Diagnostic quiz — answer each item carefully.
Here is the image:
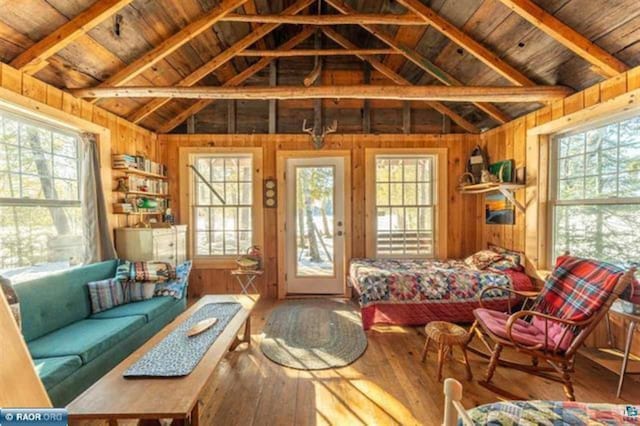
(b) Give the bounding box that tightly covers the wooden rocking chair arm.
[505,310,587,352]
[478,286,540,309]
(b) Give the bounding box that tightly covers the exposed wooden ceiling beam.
[236,48,398,57]
[395,0,535,86]
[496,0,628,78]
[324,0,510,125]
[242,1,268,50]
[126,0,315,124]
[73,84,572,102]
[98,0,249,88]
[221,13,425,25]
[10,0,134,75]
[321,27,479,134]
[156,28,315,133]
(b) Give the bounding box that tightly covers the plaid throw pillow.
[88,279,125,314]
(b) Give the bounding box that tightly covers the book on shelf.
[112,154,167,177]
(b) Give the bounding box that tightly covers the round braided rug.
[260,299,368,370]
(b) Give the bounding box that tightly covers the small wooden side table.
[231,269,263,295]
[421,321,473,382]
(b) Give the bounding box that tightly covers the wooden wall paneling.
[158,133,481,298]
[479,65,640,357]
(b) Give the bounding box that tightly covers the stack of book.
[112,154,138,170]
[112,154,167,177]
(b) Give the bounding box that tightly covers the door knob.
[337,230,343,236]
[337,221,343,227]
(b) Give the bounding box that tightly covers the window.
[551,114,640,267]
[373,155,436,257]
[192,154,254,257]
[0,109,83,273]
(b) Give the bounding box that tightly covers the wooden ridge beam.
[396,0,535,86]
[73,85,573,102]
[236,48,398,57]
[496,0,628,78]
[10,0,134,75]
[324,0,510,124]
[154,28,315,133]
[126,0,315,124]
[98,0,249,88]
[221,13,425,25]
[321,26,480,134]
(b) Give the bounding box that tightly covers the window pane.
[0,205,83,271]
[211,231,224,255]
[376,158,389,182]
[0,143,19,171]
[239,157,252,181]
[224,231,238,255]
[210,207,223,231]
[403,183,416,205]
[376,183,389,206]
[554,204,640,267]
[620,117,640,146]
[239,207,252,231]
[417,158,432,181]
[239,182,252,205]
[403,159,417,181]
[558,155,584,179]
[196,232,210,256]
[52,134,76,158]
[195,207,210,231]
[53,155,77,180]
[389,159,403,181]
[558,178,583,200]
[389,183,403,205]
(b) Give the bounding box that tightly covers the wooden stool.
[421,321,473,382]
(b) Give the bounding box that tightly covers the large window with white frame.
[373,155,436,257]
[550,113,640,267]
[0,108,84,274]
[191,153,257,258]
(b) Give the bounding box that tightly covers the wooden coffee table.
[67,294,259,425]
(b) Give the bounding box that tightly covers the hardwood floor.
[76,297,640,426]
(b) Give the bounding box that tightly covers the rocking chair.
[467,255,636,400]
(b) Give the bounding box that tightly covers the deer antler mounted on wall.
[303,119,338,150]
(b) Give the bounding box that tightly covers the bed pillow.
[488,244,524,271]
[88,278,125,314]
[464,250,504,270]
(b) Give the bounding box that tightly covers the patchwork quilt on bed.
[465,400,640,425]
[349,258,514,308]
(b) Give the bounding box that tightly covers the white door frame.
[276,151,351,299]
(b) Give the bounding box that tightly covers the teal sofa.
[14,260,187,407]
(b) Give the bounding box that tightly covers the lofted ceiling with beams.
[0,0,638,134]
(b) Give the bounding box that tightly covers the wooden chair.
[467,257,636,401]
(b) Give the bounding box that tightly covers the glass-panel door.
[285,157,345,294]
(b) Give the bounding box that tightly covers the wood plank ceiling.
[0,0,638,133]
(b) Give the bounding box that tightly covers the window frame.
[179,147,263,269]
[0,107,82,208]
[365,148,448,259]
[548,110,640,266]
[0,107,85,272]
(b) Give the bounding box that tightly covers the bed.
[443,378,639,426]
[349,248,534,330]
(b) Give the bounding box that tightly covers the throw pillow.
[121,281,148,302]
[488,244,524,271]
[464,250,504,270]
[132,261,176,282]
[88,279,125,314]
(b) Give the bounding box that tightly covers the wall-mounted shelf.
[114,167,168,180]
[117,190,170,198]
[113,211,163,216]
[459,182,526,213]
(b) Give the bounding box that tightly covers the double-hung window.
[550,114,640,266]
[366,149,447,259]
[0,108,83,273]
[186,149,262,262]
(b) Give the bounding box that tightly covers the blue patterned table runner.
[124,302,242,377]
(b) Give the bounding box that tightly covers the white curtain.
[81,133,116,264]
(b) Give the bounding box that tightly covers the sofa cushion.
[91,297,180,322]
[28,316,145,364]
[33,356,83,390]
[15,260,119,342]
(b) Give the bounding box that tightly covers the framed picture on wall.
[485,193,515,225]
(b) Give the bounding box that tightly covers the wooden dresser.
[115,225,187,266]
